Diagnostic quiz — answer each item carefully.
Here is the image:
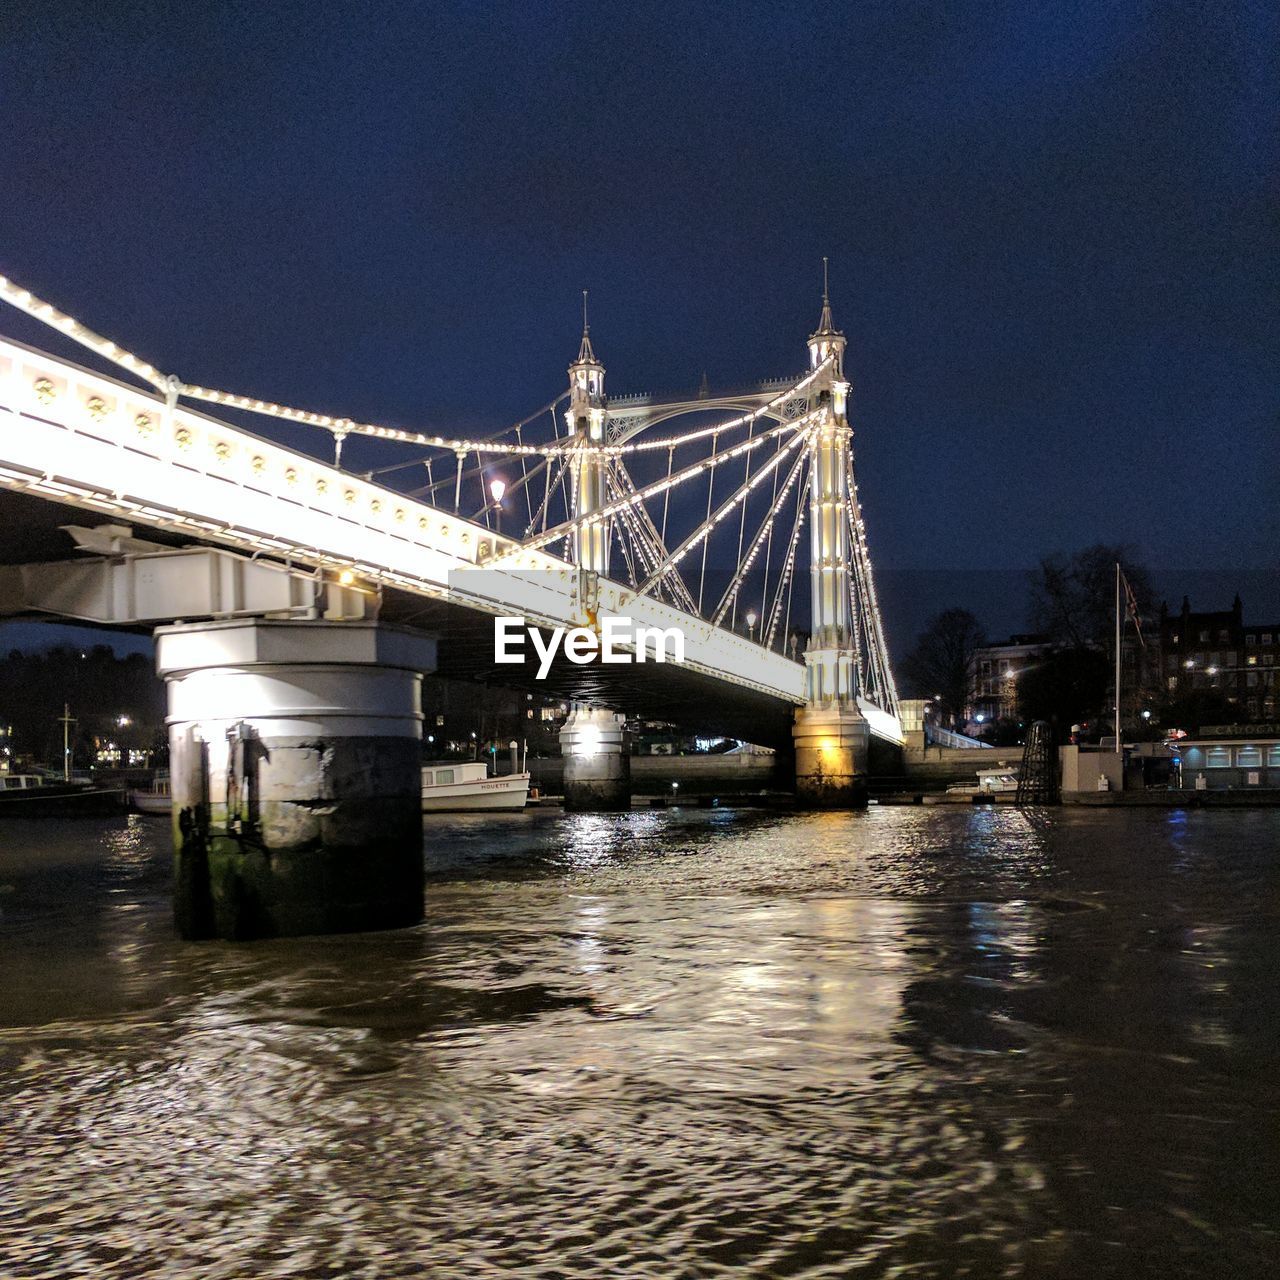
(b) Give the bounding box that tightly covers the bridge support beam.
[156,619,435,941]
[559,704,631,811]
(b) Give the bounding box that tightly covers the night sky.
[1,0,1276,650]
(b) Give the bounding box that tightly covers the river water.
[0,805,1277,1278]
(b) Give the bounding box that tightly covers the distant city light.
[116,715,130,727]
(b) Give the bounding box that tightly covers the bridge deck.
[0,334,903,748]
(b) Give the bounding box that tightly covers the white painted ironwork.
[0,269,902,744]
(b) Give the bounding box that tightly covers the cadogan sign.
[494,615,685,679]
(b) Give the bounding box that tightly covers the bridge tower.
[566,296,610,575]
[559,298,632,810]
[792,277,871,806]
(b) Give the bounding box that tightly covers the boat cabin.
[422,761,492,788]
[0,774,45,791]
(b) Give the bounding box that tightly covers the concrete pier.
[559,704,631,811]
[156,619,435,940]
[792,702,870,807]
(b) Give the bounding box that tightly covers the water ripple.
[1,807,1278,1276]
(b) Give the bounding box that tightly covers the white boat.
[946,767,1019,795]
[130,772,172,814]
[422,761,530,812]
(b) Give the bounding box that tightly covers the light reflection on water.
[1,807,1278,1277]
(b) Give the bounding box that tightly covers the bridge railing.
[925,723,989,749]
[0,335,809,705]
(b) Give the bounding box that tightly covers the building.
[967,634,1053,726]
[1176,726,1280,790]
[1155,596,1280,722]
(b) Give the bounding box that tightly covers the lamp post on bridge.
[489,477,506,538]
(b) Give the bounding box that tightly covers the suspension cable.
[637,426,810,597]
[697,431,719,615]
[711,437,809,626]
[511,415,814,559]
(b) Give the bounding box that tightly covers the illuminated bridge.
[0,268,902,938]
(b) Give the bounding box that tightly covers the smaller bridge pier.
[559,704,632,812]
[156,619,435,940]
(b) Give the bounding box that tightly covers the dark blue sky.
[1,1,1276,616]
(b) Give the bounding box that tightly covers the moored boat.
[129,772,172,815]
[0,773,127,817]
[946,767,1019,796]
[422,761,530,812]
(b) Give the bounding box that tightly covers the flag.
[1120,567,1145,648]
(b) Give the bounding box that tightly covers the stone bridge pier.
[559,703,632,811]
[156,619,435,940]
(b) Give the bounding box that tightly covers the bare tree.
[901,608,985,727]
[1029,544,1153,650]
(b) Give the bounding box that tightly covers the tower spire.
[577,288,596,363]
[816,255,835,334]
[807,257,845,373]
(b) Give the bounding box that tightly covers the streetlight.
[671,780,679,805]
[745,610,757,642]
[489,477,506,537]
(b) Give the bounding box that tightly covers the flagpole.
[1115,562,1122,756]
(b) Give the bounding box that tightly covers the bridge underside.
[0,489,801,749]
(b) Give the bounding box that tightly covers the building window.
[1206,747,1232,768]
[1219,630,1230,643]
[1246,634,1256,644]
[1167,676,1177,691]
[1264,634,1274,645]
[1267,746,1280,768]
[1199,630,1209,643]
[1235,746,1262,768]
